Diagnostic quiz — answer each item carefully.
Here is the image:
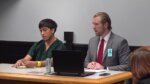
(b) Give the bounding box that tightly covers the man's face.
[40,27,54,41]
[92,16,106,36]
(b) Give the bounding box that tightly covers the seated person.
[130,46,150,84]
[13,18,66,68]
[84,12,130,71]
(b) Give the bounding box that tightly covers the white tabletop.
[0,63,124,79]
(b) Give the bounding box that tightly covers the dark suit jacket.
[84,32,130,71]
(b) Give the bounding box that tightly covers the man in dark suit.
[84,12,130,71]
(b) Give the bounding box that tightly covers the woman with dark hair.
[130,46,150,84]
[13,18,66,68]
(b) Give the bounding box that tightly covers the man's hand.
[87,61,104,70]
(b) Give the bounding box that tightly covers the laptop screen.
[52,50,85,74]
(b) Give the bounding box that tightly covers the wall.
[0,0,150,46]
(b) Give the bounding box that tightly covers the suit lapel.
[94,36,100,60]
[102,32,113,62]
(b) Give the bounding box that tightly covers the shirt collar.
[100,31,111,42]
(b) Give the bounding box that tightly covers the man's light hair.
[93,12,112,30]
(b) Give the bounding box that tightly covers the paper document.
[84,69,106,73]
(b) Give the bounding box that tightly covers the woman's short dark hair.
[39,18,57,32]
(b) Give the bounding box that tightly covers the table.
[0,63,132,84]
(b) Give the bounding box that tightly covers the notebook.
[52,50,95,77]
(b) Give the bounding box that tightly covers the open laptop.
[52,50,95,77]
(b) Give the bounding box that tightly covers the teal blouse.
[28,39,66,61]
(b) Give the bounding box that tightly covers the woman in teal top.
[13,18,66,68]
[28,39,65,61]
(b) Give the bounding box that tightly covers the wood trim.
[0,71,132,84]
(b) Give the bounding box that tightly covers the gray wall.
[0,0,150,46]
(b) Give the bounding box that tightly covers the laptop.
[52,50,95,77]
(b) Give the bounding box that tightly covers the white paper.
[84,69,106,73]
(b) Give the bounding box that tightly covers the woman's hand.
[12,59,25,68]
[23,61,37,68]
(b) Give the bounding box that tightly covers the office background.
[0,0,150,46]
